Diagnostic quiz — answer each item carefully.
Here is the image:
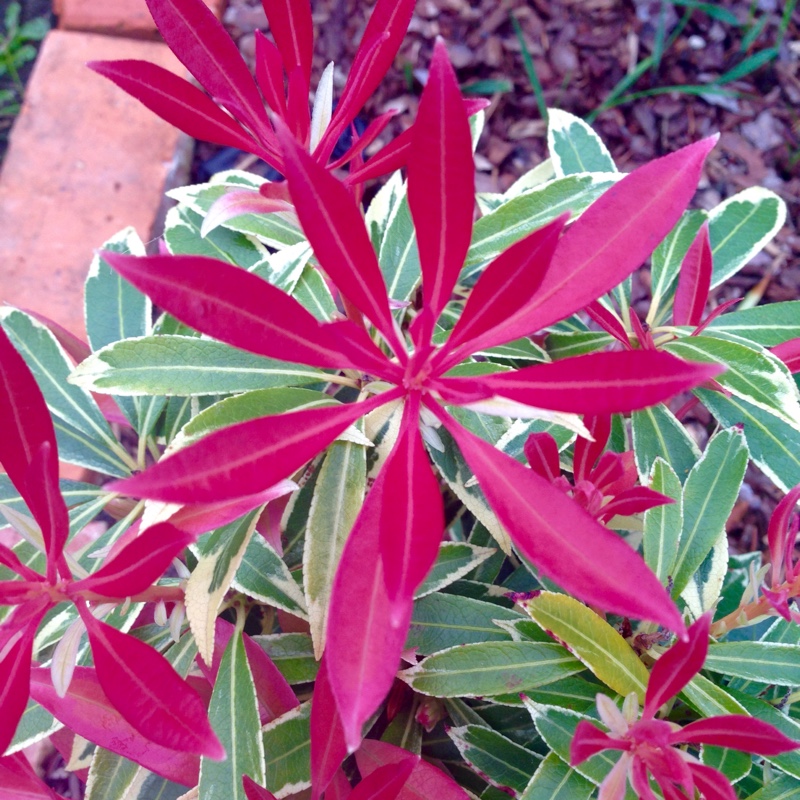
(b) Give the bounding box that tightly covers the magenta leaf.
[286,66,311,145]
[573,415,611,483]
[144,0,271,141]
[87,60,274,162]
[448,351,721,414]
[30,667,200,785]
[243,775,280,800]
[673,222,712,327]
[407,39,474,328]
[767,484,800,585]
[0,619,38,755]
[326,476,412,752]
[772,337,800,373]
[109,391,397,503]
[355,740,470,800]
[260,0,313,87]
[310,656,348,800]
[675,716,800,755]
[101,252,386,372]
[585,301,631,348]
[349,758,418,800]
[69,522,195,598]
[597,487,672,523]
[570,721,626,765]
[254,32,287,116]
[379,397,444,611]
[0,543,40,580]
[433,405,686,634]
[0,754,62,800]
[523,432,561,482]
[644,614,710,717]
[276,122,402,353]
[79,609,224,758]
[688,764,736,800]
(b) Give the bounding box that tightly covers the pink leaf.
[243,775,280,800]
[326,477,412,752]
[523,433,560,482]
[144,0,271,141]
[87,61,275,163]
[675,715,800,755]
[407,39,474,328]
[644,614,710,717]
[673,222,712,327]
[275,122,402,355]
[432,403,686,635]
[202,190,294,237]
[0,581,45,605]
[326,768,354,800]
[444,216,566,358]
[569,720,626,765]
[0,618,38,755]
[260,0,313,87]
[30,667,200,785]
[0,754,62,800]
[0,544,40,581]
[573,415,611,483]
[379,396,444,612]
[771,337,800,374]
[79,609,224,758]
[597,487,672,523]
[585,301,630,348]
[767,485,800,585]
[497,136,718,334]
[355,740,470,800]
[310,656,348,800]
[254,32,287,117]
[69,522,195,598]
[101,252,386,373]
[349,758,418,800]
[687,764,736,800]
[167,481,296,536]
[446,351,721,414]
[108,391,397,503]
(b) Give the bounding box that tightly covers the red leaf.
[355,740,470,800]
[30,668,200,785]
[243,775,280,800]
[260,0,313,87]
[597,487,672,523]
[276,122,403,355]
[144,0,271,142]
[673,222,712,327]
[0,543,41,582]
[344,128,413,186]
[771,338,800,374]
[644,614,710,717]
[523,433,561,482]
[379,396,444,611]
[573,415,611,483]
[286,66,311,146]
[498,136,717,334]
[444,216,566,358]
[0,618,38,755]
[569,720,626,765]
[69,522,195,598]
[101,252,384,373]
[87,61,276,163]
[326,477,412,752]
[349,758,418,800]
[407,39,474,329]
[254,32,287,117]
[676,715,799,755]
[0,581,43,605]
[329,111,398,171]
[767,485,800,585]
[0,327,66,574]
[310,656,348,800]
[585,301,631,348]
[108,391,397,503]
[432,404,686,635]
[687,764,736,800]
[448,351,721,414]
[79,609,224,758]
[0,754,62,800]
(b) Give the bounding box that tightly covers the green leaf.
[665,334,800,426]
[680,673,748,718]
[698,390,800,493]
[523,592,649,700]
[406,593,523,654]
[631,403,701,483]
[709,187,787,288]
[680,531,729,617]
[71,335,334,396]
[474,337,549,364]
[671,427,748,597]
[415,542,497,598]
[701,744,751,786]
[463,173,622,276]
[378,186,422,303]
[251,634,318,685]
[188,511,260,664]
[704,642,800,685]
[291,265,337,321]
[742,773,800,799]
[234,535,308,619]
[200,631,265,800]
[0,308,134,476]
[520,676,602,714]
[496,418,576,464]
[261,702,311,797]
[520,752,595,799]
[85,748,139,800]
[546,109,616,177]
[449,725,541,793]
[706,302,800,347]
[303,440,366,657]
[7,699,59,753]
[399,641,583,697]
[643,458,683,584]
[365,171,404,254]
[545,330,614,360]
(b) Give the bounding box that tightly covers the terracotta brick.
[54,0,226,38]
[0,30,193,339]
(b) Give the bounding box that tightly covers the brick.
[54,0,226,38]
[0,30,193,339]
